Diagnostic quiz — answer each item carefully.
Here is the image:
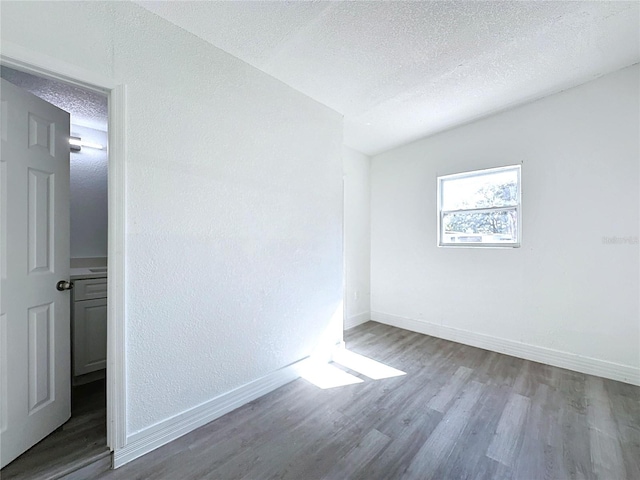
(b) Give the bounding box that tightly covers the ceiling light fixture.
[69,136,104,151]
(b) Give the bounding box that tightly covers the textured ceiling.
[138,0,640,155]
[0,66,108,132]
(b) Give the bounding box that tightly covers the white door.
[0,78,71,468]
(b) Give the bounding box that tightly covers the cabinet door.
[73,299,107,376]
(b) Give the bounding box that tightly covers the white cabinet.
[72,278,107,378]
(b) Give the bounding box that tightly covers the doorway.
[0,46,127,471]
[0,66,110,478]
[0,49,127,474]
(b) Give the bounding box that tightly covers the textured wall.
[343,146,371,329]
[371,64,639,370]
[1,1,343,435]
[70,125,108,259]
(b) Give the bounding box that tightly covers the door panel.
[0,78,71,468]
[28,168,54,273]
[28,112,56,156]
[28,302,54,412]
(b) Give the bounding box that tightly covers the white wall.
[1,0,343,439]
[70,125,108,260]
[343,146,371,329]
[371,64,640,384]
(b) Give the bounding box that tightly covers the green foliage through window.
[438,166,521,247]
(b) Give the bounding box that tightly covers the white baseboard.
[112,357,310,468]
[344,311,370,330]
[371,311,640,386]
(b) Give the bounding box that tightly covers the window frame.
[437,164,522,248]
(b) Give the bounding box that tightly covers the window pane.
[442,209,518,244]
[441,167,519,210]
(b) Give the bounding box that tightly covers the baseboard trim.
[112,357,309,468]
[371,311,640,386]
[344,312,370,330]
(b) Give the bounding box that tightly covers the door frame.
[1,41,127,455]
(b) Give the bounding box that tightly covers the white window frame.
[437,165,522,248]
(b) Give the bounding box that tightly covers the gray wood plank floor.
[91,321,638,479]
[1,379,109,480]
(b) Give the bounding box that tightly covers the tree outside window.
[438,165,521,247]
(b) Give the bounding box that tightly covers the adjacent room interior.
[0,1,638,479]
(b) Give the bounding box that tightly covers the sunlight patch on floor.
[333,349,406,380]
[300,349,407,389]
[300,362,364,389]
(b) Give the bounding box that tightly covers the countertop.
[70,267,108,281]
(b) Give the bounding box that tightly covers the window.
[437,165,521,247]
